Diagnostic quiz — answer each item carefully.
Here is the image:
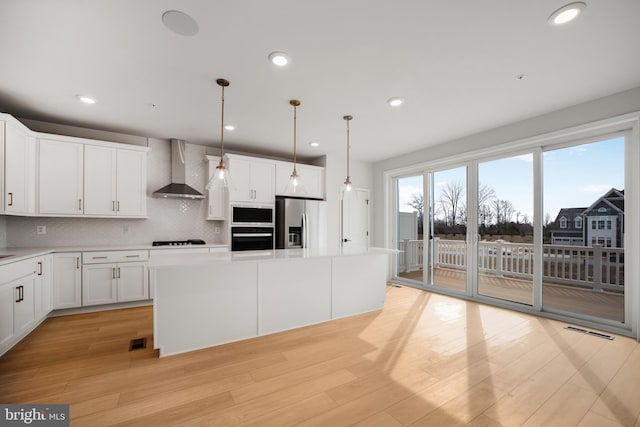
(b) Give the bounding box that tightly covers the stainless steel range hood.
[152,139,205,199]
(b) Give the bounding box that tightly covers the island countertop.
[148,247,398,269]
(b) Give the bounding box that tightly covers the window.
[559,217,567,228]
[592,220,597,230]
[598,219,606,230]
[575,217,582,229]
[607,219,612,230]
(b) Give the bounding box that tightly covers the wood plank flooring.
[1,285,639,426]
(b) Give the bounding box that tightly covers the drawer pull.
[125,255,140,258]
[92,256,108,259]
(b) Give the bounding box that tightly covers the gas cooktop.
[152,239,206,246]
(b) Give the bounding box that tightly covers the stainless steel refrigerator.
[275,197,327,249]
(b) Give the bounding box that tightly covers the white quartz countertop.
[0,243,229,266]
[148,247,398,269]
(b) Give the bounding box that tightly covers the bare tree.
[544,212,553,227]
[500,200,515,223]
[478,183,496,207]
[407,193,424,234]
[439,181,464,227]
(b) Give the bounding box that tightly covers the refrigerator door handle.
[302,213,308,249]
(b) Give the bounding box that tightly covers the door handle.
[37,261,43,276]
[112,267,116,279]
[15,286,21,303]
[112,201,116,211]
[76,257,80,269]
[117,201,120,212]
[7,192,13,207]
[343,238,351,243]
[78,199,83,211]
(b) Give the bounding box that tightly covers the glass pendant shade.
[285,99,307,196]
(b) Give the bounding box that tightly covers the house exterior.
[549,188,624,247]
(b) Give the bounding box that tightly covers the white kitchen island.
[149,247,396,357]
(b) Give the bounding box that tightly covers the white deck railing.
[398,238,624,292]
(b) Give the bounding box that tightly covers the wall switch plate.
[36,225,47,235]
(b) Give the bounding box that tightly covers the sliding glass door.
[476,154,534,306]
[396,175,424,285]
[542,135,626,323]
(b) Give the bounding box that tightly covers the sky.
[397,136,625,223]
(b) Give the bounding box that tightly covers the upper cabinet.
[38,139,84,215]
[275,161,325,200]
[84,146,146,217]
[226,154,275,205]
[2,120,36,215]
[37,135,148,218]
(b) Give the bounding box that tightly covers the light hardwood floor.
[1,285,639,426]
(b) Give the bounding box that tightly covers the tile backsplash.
[6,139,225,248]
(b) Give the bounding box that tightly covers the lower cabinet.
[82,251,149,306]
[0,257,39,356]
[52,252,82,309]
[34,255,53,321]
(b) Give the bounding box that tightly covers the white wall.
[0,216,6,248]
[372,86,640,247]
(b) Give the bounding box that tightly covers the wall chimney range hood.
[152,139,205,199]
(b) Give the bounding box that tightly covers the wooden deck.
[398,268,624,322]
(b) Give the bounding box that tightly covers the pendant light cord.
[346,118,350,179]
[220,85,225,157]
[293,103,297,172]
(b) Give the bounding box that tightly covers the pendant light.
[206,78,232,190]
[284,99,307,195]
[343,115,353,192]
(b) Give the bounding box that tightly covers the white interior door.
[341,189,369,248]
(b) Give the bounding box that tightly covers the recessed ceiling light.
[268,51,290,67]
[224,124,235,131]
[76,95,96,104]
[162,10,199,36]
[387,98,403,107]
[548,2,586,26]
[309,141,319,147]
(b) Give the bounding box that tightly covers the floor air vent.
[129,337,147,351]
[564,326,614,340]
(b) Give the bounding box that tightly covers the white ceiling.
[0,1,639,163]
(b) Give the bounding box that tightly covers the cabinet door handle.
[112,201,116,211]
[8,192,13,207]
[117,201,120,212]
[112,267,116,279]
[76,257,80,269]
[37,261,43,276]
[78,199,83,211]
[15,286,21,303]
[20,285,24,302]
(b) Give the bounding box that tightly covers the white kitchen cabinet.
[4,120,36,215]
[275,161,325,199]
[83,250,149,306]
[82,264,118,306]
[0,258,38,354]
[226,154,275,204]
[34,255,53,320]
[205,155,226,220]
[116,262,149,302]
[38,138,84,215]
[52,252,82,309]
[84,146,147,217]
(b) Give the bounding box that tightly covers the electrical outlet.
[36,225,46,235]
[214,227,221,234]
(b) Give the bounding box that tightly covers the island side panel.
[258,257,332,335]
[154,263,258,357]
[331,254,388,319]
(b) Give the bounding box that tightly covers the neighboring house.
[549,207,586,246]
[548,188,624,247]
